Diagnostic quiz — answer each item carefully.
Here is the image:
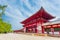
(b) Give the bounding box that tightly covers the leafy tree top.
[0,5,7,19]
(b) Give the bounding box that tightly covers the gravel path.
[0,33,60,40]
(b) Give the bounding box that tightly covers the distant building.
[14,28,24,33]
[43,19,60,35]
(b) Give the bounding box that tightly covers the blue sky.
[0,0,60,30]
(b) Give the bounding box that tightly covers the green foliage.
[0,5,12,33]
[0,20,12,33]
[0,5,7,19]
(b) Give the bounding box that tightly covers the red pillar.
[40,20,44,34]
[33,27,35,33]
[34,25,37,33]
[24,27,26,33]
[41,26,44,34]
[36,22,38,33]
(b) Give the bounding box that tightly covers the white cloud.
[1,0,60,30]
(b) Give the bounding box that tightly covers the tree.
[0,5,12,33]
[0,5,7,19]
[0,21,12,33]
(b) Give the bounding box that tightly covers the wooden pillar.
[24,27,26,33]
[51,28,54,35]
[41,26,44,34]
[35,22,38,33]
[33,28,35,33]
[35,27,37,33]
[39,21,44,34]
[36,22,40,33]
